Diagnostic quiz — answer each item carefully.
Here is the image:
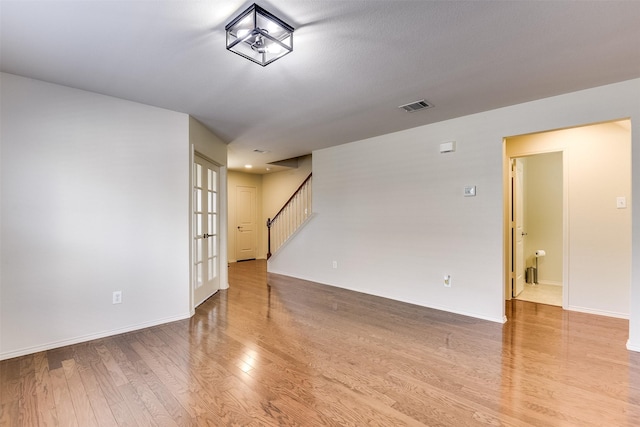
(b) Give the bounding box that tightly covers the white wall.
[189,117,227,168]
[523,153,563,284]
[1,73,191,359]
[270,116,507,322]
[268,79,640,347]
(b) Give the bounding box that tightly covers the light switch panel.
[464,186,476,197]
[617,197,627,209]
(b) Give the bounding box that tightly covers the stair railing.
[266,173,312,259]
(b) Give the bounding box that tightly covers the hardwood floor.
[2,259,640,426]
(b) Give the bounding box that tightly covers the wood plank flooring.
[2,259,640,425]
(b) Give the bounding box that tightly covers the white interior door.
[236,186,257,261]
[193,156,220,307]
[513,158,525,297]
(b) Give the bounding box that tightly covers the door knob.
[521,232,528,236]
[202,233,214,238]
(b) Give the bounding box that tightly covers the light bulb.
[266,22,281,34]
[268,43,283,54]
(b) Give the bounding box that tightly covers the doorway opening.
[510,153,563,306]
[504,119,632,318]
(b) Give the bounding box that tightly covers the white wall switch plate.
[464,186,476,197]
[617,196,627,209]
[112,291,122,304]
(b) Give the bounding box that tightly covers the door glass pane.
[193,165,197,188]
[196,239,202,263]
[195,164,202,188]
[195,263,202,288]
[196,189,202,212]
[211,236,217,257]
[195,214,202,236]
[208,191,216,214]
[208,169,217,191]
[208,258,216,280]
[208,213,216,235]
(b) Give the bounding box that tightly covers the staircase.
[266,173,312,259]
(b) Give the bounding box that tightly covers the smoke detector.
[398,99,433,112]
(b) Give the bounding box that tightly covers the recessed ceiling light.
[245,164,253,169]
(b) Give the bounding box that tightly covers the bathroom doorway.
[511,152,563,306]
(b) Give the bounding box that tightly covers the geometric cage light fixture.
[225,3,294,66]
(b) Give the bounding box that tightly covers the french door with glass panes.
[193,155,220,307]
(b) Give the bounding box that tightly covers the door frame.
[504,143,569,310]
[190,149,228,314]
[511,158,526,298]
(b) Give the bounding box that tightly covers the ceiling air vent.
[398,99,433,113]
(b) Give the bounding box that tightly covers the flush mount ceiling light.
[225,3,294,66]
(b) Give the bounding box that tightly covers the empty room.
[2,1,640,425]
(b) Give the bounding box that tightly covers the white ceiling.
[2,1,640,173]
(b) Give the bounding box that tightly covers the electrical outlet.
[112,291,122,304]
[332,261,338,269]
[444,275,451,288]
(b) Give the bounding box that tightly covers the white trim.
[562,148,570,309]
[0,312,192,361]
[626,340,640,353]
[194,290,219,309]
[264,270,506,324]
[566,305,629,319]
[417,303,505,324]
[189,144,195,312]
[219,166,229,290]
[537,280,563,287]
